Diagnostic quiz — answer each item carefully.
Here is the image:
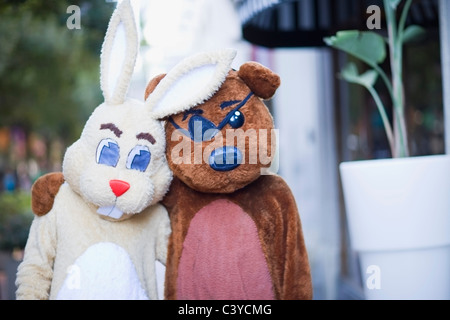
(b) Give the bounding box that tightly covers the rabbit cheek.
[79,165,118,209]
[114,177,156,214]
[62,141,86,196]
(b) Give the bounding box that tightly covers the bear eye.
[126,145,151,172]
[228,111,245,129]
[96,138,120,167]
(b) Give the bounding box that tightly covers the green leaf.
[340,63,379,88]
[402,25,426,44]
[324,31,387,67]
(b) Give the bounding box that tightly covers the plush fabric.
[162,175,312,300]
[176,199,274,300]
[148,49,236,120]
[100,0,138,105]
[31,172,64,217]
[17,0,172,300]
[56,242,149,300]
[62,99,172,216]
[30,52,313,300]
[238,62,281,100]
[147,55,313,300]
[160,69,276,194]
[17,183,170,300]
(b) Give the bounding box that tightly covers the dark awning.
[235,0,439,48]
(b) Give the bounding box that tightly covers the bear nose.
[209,147,242,171]
[109,179,130,197]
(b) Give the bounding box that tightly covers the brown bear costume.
[30,50,312,300]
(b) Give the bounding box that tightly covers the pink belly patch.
[177,199,274,300]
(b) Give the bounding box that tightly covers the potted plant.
[325,0,450,299]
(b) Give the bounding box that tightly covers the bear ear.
[238,62,281,100]
[145,74,166,101]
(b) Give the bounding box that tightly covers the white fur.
[56,242,149,300]
[148,49,237,119]
[63,99,172,215]
[16,0,173,300]
[16,184,170,300]
[100,0,138,105]
[61,0,172,215]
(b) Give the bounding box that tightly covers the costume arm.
[15,206,57,300]
[258,175,312,300]
[155,205,171,266]
[277,179,313,299]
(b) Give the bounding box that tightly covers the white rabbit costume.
[16,0,172,300]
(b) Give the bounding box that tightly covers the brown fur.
[149,61,312,299]
[162,175,312,299]
[163,70,275,193]
[238,62,281,100]
[145,73,166,101]
[31,172,64,217]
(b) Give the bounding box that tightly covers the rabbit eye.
[96,138,120,167]
[126,145,151,172]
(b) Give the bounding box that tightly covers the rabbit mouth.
[79,174,156,218]
[97,204,124,220]
[96,179,130,219]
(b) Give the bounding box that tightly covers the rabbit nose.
[109,179,130,197]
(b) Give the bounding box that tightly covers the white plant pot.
[340,154,450,300]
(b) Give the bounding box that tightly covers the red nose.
[109,180,130,197]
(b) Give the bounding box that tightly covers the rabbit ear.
[100,0,138,105]
[147,49,236,119]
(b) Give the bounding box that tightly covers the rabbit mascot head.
[63,0,171,220]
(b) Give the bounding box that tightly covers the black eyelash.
[182,109,203,121]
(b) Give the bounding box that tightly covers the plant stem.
[367,85,395,155]
[384,0,410,157]
[399,0,413,34]
[373,63,394,100]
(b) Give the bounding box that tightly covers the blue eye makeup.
[96,138,120,167]
[126,145,151,172]
[168,92,253,142]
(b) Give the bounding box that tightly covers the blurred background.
[0,0,444,299]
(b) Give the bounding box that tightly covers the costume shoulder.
[259,174,293,192]
[245,174,298,208]
[161,176,192,211]
[31,172,65,217]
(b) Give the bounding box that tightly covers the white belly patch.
[56,242,149,300]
